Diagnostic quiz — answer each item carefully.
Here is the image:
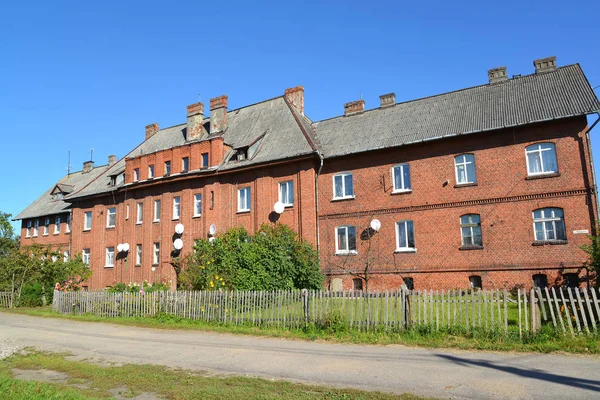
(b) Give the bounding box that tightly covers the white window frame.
[460,214,483,247]
[395,220,416,252]
[238,187,251,212]
[533,208,566,241]
[106,207,116,228]
[63,251,70,262]
[194,194,202,217]
[201,153,209,167]
[164,161,171,176]
[148,164,154,179]
[182,157,189,172]
[136,244,142,266]
[54,216,61,234]
[105,246,115,267]
[133,168,140,182]
[153,242,160,265]
[172,196,181,219]
[332,172,354,200]
[84,211,92,231]
[335,225,357,254]
[392,164,411,193]
[136,202,143,224]
[526,143,558,176]
[82,248,90,265]
[26,220,31,237]
[154,200,161,222]
[279,180,294,206]
[454,154,477,185]
[66,215,71,233]
[43,218,50,235]
[33,220,39,236]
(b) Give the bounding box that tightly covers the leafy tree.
[581,232,600,288]
[179,224,323,291]
[0,211,17,256]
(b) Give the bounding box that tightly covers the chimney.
[83,161,94,173]
[108,155,116,166]
[344,100,365,116]
[379,93,396,108]
[488,67,508,84]
[284,86,304,115]
[186,102,204,141]
[145,123,159,140]
[534,56,556,74]
[210,95,228,134]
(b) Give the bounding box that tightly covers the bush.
[105,280,170,293]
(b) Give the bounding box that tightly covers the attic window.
[234,148,248,161]
[110,173,125,186]
[53,193,65,200]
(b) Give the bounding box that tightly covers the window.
[154,200,161,222]
[106,207,116,228]
[33,220,39,236]
[136,244,142,266]
[395,220,416,251]
[533,274,548,289]
[54,216,61,234]
[148,164,155,179]
[173,196,180,219]
[26,220,31,238]
[136,202,143,224]
[460,214,482,247]
[563,273,579,288]
[238,187,251,212]
[63,251,70,262]
[133,168,140,182]
[279,180,294,206]
[182,157,189,172]
[333,173,354,199]
[44,218,50,235]
[533,208,566,241]
[153,242,160,265]
[403,277,414,290]
[469,275,482,289]
[66,216,71,233]
[82,248,90,265]
[194,194,202,217]
[126,204,130,220]
[353,278,363,291]
[84,211,92,230]
[454,154,477,184]
[105,247,115,267]
[392,164,411,192]
[201,153,209,167]
[164,161,171,176]
[526,143,557,176]
[335,225,357,254]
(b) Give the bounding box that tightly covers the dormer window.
[53,193,64,200]
[235,149,248,161]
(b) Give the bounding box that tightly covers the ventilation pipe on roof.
[210,95,228,134]
[344,100,365,116]
[488,67,508,84]
[534,56,557,73]
[186,102,204,141]
[145,123,159,140]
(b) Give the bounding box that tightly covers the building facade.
[15,56,600,291]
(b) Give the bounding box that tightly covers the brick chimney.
[108,155,116,166]
[488,67,508,84]
[145,123,159,140]
[285,86,304,115]
[210,95,228,134]
[379,93,395,108]
[186,102,205,141]
[534,56,556,74]
[83,161,94,173]
[344,100,365,116]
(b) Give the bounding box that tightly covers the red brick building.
[15,57,600,291]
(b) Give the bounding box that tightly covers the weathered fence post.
[301,289,309,324]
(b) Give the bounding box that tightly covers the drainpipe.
[584,113,600,223]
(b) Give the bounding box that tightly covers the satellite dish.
[173,238,183,250]
[151,267,156,272]
[370,219,382,232]
[175,223,184,235]
[117,243,124,253]
[209,237,216,244]
[274,201,285,214]
[122,243,130,252]
[208,224,217,236]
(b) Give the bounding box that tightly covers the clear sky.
[1,0,599,233]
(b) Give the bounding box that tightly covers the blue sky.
[1,0,599,233]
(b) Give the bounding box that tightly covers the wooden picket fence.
[51,287,600,336]
[0,292,13,308]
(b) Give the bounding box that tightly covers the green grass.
[0,351,427,399]
[4,307,600,354]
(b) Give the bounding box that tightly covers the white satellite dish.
[175,223,184,235]
[208,224,217,236]
[123,243,130,252]
[209,236,216,244]
[273,201,285,214]
[370,219,381,232]
[117,243,124,253]
[173,238,183,250]
[151,267,156,272]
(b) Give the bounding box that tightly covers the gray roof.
[314,64,600,158]
[14,165,109,220]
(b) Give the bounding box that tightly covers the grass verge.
[0,351,427,399]
[3,307,600,354]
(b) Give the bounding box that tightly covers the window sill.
[526,172,560,180]
[172,218,180,221]
[391,189,412,195]
[532,240,568,246]
[332,196,355,202]
[395,248,417,253]
[43,234,48,237]
[459,245,484,251]
[53,232,59,236]
[135,264,141,267]
[193,214,202,218]
[153,220,160,223]
[106,226,115,230]
[454,182,478,188]
[335,251,358,256]
[152,263,159,267]
[283,203,294,208]
[237,210,251,214]
[83,229,91,232]
[104,265,114,269]
[136,222,143,226]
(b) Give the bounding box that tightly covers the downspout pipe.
[584,113,600,223]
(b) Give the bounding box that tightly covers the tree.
[0,211,17,257]
[581,232,600,288]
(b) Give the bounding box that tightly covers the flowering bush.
[54,279,85,292]
[105,280,170,293]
